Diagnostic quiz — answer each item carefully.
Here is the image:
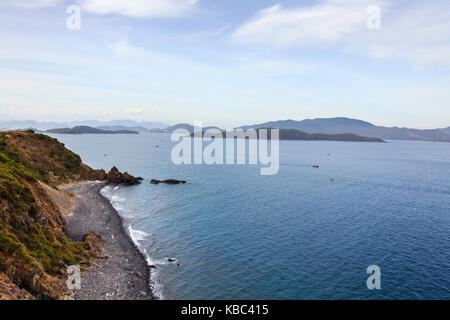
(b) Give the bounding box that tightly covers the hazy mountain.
[0,120,61,131]
[0,120,169,131]
[97,125,150,133]
[150,123,222,133]
[239,118,450,142]
[150,123,194,133]
[439,127,450,135]
[46,126,139,134]
[191,128,384,142]
[4,118,449,142]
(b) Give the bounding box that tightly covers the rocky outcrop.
[150,179,186,185]
[83,232,105,257]
[106,167,142,185]
[90,169,107,181]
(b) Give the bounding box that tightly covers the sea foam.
[100,185,164,299]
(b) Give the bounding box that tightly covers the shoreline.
[64,181,154,300]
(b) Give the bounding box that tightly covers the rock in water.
[150,179,186,185]
[106,166,141,185]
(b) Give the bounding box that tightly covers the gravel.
[64,181,154,300]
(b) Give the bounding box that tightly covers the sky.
[0,0,449,129]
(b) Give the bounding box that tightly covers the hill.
[191,128,384,142]
[439,127,450,135]
[239,117,450,142]
[150,123,222,133]
[0,131,138,299]
[96,125,149,133]
[274,129,384,142]
[46,126,138,134]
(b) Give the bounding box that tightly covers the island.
[46,126,139,134]
[191,128,385,142]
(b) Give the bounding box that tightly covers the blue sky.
[0,0,449,128]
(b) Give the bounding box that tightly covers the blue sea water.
[50,133,450,299]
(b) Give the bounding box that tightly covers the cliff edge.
[0,131,139,299]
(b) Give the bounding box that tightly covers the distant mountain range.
[96,125,150,133]
[191,128,384,142]
[147,118,450,142]
[0,120,169,131]
[46,126,139,134]
[2,118,449,142]
[238,118,450,142]
[439,126,450,135]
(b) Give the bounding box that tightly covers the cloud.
[231,1,378,47]
[183,25,232,41]
[123,108,144,115]
[232,0,450,69]
[77,0,198,18]
[1,0,198,18]
[0,0,62,8]
[107,36,145,56]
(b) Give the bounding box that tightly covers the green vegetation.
[0,131,99,298]
[0,132,90,185]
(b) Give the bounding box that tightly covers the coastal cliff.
[0,131,140,299]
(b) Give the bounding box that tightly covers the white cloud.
[1,0,198,18]
[107,37,145,56]
[123,108,144,115]
[78,0,198,18]
[231,1,379,47]
[232,0,450,69]
[0,0,62,8]
[183,25,232,41]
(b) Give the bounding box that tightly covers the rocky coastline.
[0,130,151,300]
[64,181,153,300]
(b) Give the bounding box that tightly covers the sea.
[48,133,450,299]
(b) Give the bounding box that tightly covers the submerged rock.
[150,179,186,185]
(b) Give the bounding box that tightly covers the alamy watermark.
[366,265,381,290]
[66,5,81,30]
[366,5,381,30]
[66,265,81,290]
[170,122,279,175]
